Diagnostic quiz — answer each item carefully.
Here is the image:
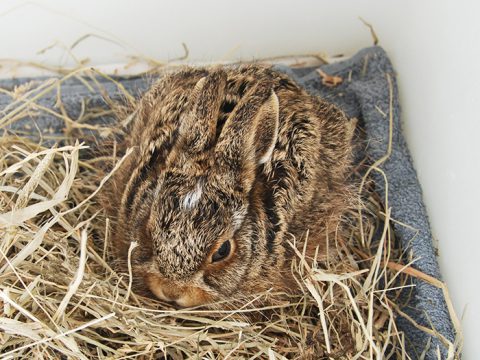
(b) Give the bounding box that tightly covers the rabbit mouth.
[145,273,214,307]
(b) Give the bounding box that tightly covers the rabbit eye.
[211,240,231,263]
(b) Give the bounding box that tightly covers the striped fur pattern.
[105,65,356,307]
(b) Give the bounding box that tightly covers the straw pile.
[0,67,460,359]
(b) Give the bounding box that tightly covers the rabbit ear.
[178,70,227,156]
[215,83,279,186]
[254,91,279,165]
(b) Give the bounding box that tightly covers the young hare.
[105,65,355,307]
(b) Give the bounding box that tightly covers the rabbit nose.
[146,274,212,307]
[145,274,184,302]
[162,286,182,301]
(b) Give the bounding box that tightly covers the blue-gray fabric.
[0,46,456,359]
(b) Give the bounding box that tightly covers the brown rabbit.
[105,65,355,307]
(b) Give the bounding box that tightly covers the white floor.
[1,0,478,357]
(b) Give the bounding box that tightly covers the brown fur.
[104,65,356,307]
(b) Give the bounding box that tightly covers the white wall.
[1,0,477,357]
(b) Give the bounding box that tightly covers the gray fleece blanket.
[0,46,456,359]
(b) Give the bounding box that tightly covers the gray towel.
[0,46,456,359]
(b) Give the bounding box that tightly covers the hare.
[104,65,355,307]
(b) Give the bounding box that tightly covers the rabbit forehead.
[155,168,244,214]
[150,176,244,278]
[150,212,231,278]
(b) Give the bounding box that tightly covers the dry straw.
[0,63,462,359]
